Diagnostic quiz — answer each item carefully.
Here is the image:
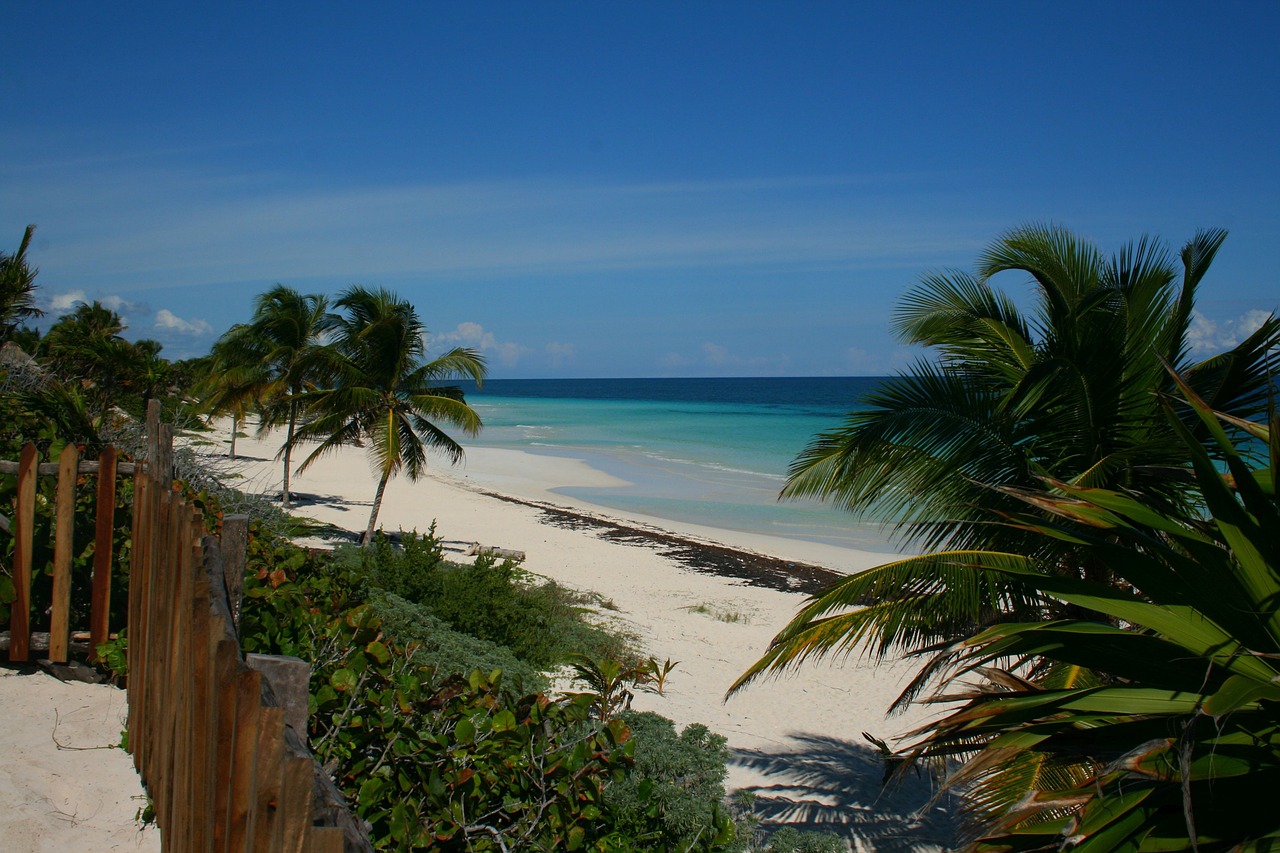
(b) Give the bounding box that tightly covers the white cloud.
[1187,309,1275,356]
[154,308,213,336]
[702,342,729,365]
[48,289,88,312]
[545,342,575,367]
[436,321,528,367]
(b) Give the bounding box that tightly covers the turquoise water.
[461,378,900,553]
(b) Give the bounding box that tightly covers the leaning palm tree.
[289,286,486,544]
[733,225,1280,702]
[0,224,44,341]
[208,286,336,506]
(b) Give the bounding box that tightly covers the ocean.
[459,377,900,554]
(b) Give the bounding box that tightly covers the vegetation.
[288,286,486,542]
[736,226,1280,849]
[0,224,44,340]
[739,226,1280,704]
[902,384,1280,849]
[203,285,337,505]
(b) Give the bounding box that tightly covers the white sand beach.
[213,427,958,849]
[0,667,161,853]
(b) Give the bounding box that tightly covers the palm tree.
[208,286,336,506]
[289,286,486,543]
[39,300,144,422]
[905,388,1280,849]
[0,224,44,341]
[199,340,269,459]
[733,225,1279,701]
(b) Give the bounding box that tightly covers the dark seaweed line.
[470,487,844,596]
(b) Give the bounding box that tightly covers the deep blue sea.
[459,377,900,554]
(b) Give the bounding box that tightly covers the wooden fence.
[2,442,132,663]
[2,401,371,853]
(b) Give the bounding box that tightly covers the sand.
[210,427,958,849]
[3,421,956,852]
[0,667,161,853]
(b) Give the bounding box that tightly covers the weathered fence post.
[9,442,38,662]
[48,443,80,663]
[90,445,118,657]
[222,513,250,634]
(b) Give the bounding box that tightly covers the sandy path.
[0,667,161,853]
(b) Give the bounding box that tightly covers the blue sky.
[3,3,1277,377]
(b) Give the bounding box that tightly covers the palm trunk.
[229,412,239,459]
[364,469,392,545]
[282,400,295,508]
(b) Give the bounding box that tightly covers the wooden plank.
[90,446,118,656]
[212,638,240,853]
[127,453,151,775]
[189,537,217,853]
[221,514,249,634]
[250,706,286,853]
[278,755,314,853]
[48,443,80,664]
[9,443,38,662]
[227,667,263,853]
[308,826,347,853]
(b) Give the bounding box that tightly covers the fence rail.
[2,401,371,852]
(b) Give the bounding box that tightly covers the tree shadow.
[730,733,961,851]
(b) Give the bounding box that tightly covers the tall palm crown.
[785,225,1277,556]
[290,286,486,543]
[735,226,1279,700]
[207,285,336,506]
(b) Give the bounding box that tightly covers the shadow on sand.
[731,733,960,851]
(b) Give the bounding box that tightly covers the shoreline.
[202,425,955,849]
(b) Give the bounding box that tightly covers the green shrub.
[340,529,633,669]
[368,590,548,692]
[605,711,737,851]
[758,827,846,853]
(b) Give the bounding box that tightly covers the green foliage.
[762,227,1280,700]
[566,653,654,721]
[368,591,548,692]
[337,529,632,669]
[756,826,845,853]
[286,285,487,541]
[95,628,129,684]
[0,224,43,339]
[0,440,134,630]
[897,392,1280,849]
[606,711,737,851]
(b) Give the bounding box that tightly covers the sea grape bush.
[234,527,753,850]
[335,528,632,669]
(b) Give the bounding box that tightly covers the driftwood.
[463,543,526,562]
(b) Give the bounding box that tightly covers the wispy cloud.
[434,322,528,367]
[3,159,987,295]
[1187,309,1273,356]
[153,308,213,336]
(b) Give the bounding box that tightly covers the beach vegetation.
[738,225,1280,848]
[285,285,486,543]
[893,388,1280,849]
[740,226,1279,701]
[604,711,737,850]
[228,514,754,851]
[332,527,634,669]
[0,224,44,341]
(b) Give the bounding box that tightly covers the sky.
[3,2,1277,377]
